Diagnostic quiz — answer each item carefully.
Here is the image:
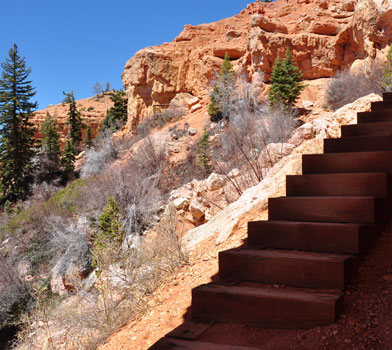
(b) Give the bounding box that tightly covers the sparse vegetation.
[136,106,184,137]
[208,53,236,122]
[325,58,384,110]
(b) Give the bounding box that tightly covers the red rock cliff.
[122,0,392,133]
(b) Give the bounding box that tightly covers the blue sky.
[0,0,254,109]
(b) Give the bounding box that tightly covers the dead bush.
[136,106,185,137]
[14,207,186,350]
[208,74,296,200]
[80,136,124,178]
[325,59,384,110]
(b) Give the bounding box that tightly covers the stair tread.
[151,337,261,350]
[272,195,382,199]
[223,248,355,263]
[250,220,367,227]
[194,283,343,302]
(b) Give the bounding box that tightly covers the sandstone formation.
[122,0,392,134]
[30,94,114,143]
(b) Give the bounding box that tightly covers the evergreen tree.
[383,45,392,92]
[208,86,223,122]
[102,89,128,132]
[208,53,236,122]
[0,44,37,203]
[196,128,212,172]
[37,112,62,182]
[84,125,93,148]
[268,48,305,108]
[63,91,84,151]
[61,138,76,182]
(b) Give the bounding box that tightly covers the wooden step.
[383,92,392,102]
[357,110,392,123]
[341,121,392,137]
[268,196,391,224]
[371,100,392,111]
[219,248,359,289]
[286,173,392,197]
[191,284,343,329]
[324,135,392,153]
[150,337,260,350]
[302,151,392,174]
[247,221,381,254]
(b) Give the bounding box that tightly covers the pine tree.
[37,112,62,182]
[207,86,223,122]
[268,48,305,108]
[84,125,93,148]
[63,91,85,153]
[220,52,236,87]
[208,53,236,122]
[383,45,392,92]
[61,138,76,182]
[196,128,212,172]
[102,89,128,132]
[0,44,37,203]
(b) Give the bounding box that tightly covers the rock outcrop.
[122,0,392,134]
[30,94,114,143]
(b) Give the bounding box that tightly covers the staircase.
[150,92,392,349]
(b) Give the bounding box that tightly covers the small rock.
[190,103,202,113]
[228,168,240,178]
[173,197,190,210]
[188,127,197,136]
[302,99,314,109]
[189,198,207,221]
[206,173,227,191]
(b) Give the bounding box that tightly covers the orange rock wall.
[122,0,392,133]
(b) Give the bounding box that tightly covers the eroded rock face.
[30,95,114,144]
[122,0,392,134]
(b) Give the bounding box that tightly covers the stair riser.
[357,110,392,123]
[341,123,392,137]
[247,221,381,254]
[191,286,342,329]
[383,92,392,102]
[324,136,392,153]
[150,338,260,350]
[268,197,391,224]
[302,151,392,174]
[286,173,392,197]
[371,101,392,111]
[219,251,358,289]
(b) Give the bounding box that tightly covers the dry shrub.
[0,257,30,328]
[209,74,297,200]
[136,106,185,137]
[325,59,384,110]
[15,206,186,350]
[80,136,129,178]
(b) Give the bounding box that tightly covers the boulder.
[206,173,227,191]
[288,123,314,147]
[169,93,199,112]
[173,197,190,210]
